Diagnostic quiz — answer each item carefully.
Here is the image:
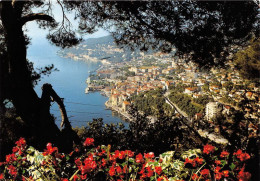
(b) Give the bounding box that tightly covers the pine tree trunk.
[0,1,76,151]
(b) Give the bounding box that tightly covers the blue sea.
[27,40,126,128]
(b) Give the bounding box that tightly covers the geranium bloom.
[73,175,79,181]
[118,151,125,159]
[215,166,221,173]
[155,166,162,175]
[220,151,229,158]
[203,144,215,154]
[81,174,87,180]
[234,150,250,162]
[83,138,94,147]
[222,170,229,177]
[157,176,169,181]
[12,146,19,153]
[239,153,250,162]
[191,173,199,180]
[125,150,134,157]
[61,178,69,181]
[215,160,221,165]
[7,165,17,177]
[237,167,251,181]
[6,153,17,163]
[43,143,58,155]
[144,152,155,159]
[194,157,204,165]
[101,158,106,167]
[109,166,116,176]
[215,173,222,180]
[135,153,144,163]
[147,166,154,177]
[200,169,210,176]
[184,158,196,167]
[15,138,26,147]
[116,166,123,174]
[75,158,82,166]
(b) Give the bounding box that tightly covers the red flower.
[6,154,17,163]
[116,166,123,174]
[220,151,229,158]
[43,143,58,155]
[81,174,87,180]
[109,166,116,176]
[234,149,243,156]
[135,153,144,163]
[239,153,250,162]
[15,138,26,147]
[215,173,222,180]
[155,166,162,175]
[83,138,94,147]
[61,179,69,181]
[203,144,215,154]
[234,150,250,162]
[101,158,106,167]
[144,152,154,159]
[75,158,82,166]
[215,160,221,165]
[0,173,4,179]
[194,157,204,165]
[191,173,199,180]
[200,169,210,176]
[238,167,251,181]
[73,175,79,181]
[125,150,134,157]
[12,147,19,153]
[215,166,221,173]
[7,165,17,177]
[222,170,229,177]
[184,158,197,167]
[146,166,153,177]
[157,177,169,181]
[118,151,125,159]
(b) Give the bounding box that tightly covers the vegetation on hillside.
[234,38,260,81]
[130,89,174,117]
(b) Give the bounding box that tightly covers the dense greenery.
[193,95,214,106]
[169,92,203,117]
[130,89,174,117]
[234,38,260,81]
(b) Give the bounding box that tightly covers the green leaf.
[129,158,135,163]
[229,163,236,171]
[221,160,227,166]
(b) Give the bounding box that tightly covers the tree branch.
[41,84,71,130]
[21,13,54,26]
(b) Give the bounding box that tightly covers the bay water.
[27,41,126,128]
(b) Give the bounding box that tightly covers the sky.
[24,2,110,44]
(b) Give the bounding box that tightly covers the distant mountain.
[57,35,145,63]
[83,35,114,46]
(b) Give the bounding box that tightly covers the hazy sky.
[24,2,110,44]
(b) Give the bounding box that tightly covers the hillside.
[57,35,146,63]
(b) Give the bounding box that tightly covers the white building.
[205,102,222,121]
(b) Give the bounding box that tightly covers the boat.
[85,87,90,94]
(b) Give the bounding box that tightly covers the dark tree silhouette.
[0,1,81,152]
[65,1,259,68]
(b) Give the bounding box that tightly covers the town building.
[205,102,222,121]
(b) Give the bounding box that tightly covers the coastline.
[104,101,134,122]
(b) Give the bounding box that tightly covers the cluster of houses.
[87,55,259,135]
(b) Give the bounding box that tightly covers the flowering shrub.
[0,138,252,181]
